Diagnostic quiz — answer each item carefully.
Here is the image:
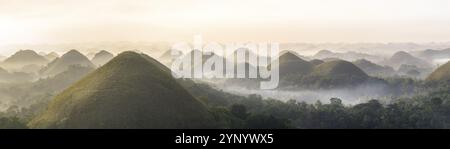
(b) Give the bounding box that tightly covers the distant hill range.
[159,49,174,62]
[313,50,382,63]
[0,50,48,71]
[223,50,378,89]
[383,51,432,69]
[40,50,96,77]
[304,60,371,88]
[29,51,214,129]
[91,50,114,66]
[274,51,313,76]
[353,59,396,77]
[44,52,59,61]
[274,58,377,89]
[415,48,450,60]
[274,51,373,88]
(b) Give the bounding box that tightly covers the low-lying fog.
[216,83,402,105]
[433,58,450,66]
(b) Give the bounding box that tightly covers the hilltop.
[91,50,114,66]
[386,51,431,69]
[353,59,396,77]
[1,50,48,70]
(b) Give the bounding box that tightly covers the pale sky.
[1,0,450,45]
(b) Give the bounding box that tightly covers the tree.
[330,98,342,105]
[230,104,248,120]
[0,117,28,129]
[244,114,290,129]
[430,97,443,106]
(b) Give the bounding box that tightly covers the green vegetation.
[28,52,214,129]
[281,60,373,88]
[182,62,450,128]
[0,65,95,125]
[186,82,450,129]
[0,117,28,129]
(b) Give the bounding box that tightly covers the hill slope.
[29,51,214,129]
[91,50,114,66]
[275,51,313,76]
[1,50,48,70]
[310,59,324,66]
[305,60,370,88]
[427,61,450,82]
[386,51,431,69]
[40,50,95,77]
[313,50,381,62]
[312,60,368,77]
[353,59,396,77]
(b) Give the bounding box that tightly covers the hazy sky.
[1,0,450,45]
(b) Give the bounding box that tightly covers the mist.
[215,82,408,105]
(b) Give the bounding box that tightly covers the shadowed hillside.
[44,52,59,61]
[294,60,371,88]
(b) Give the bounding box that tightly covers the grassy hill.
[28,51,214,129]
[310,59,324,66]
[274,51,313,76]
[1,50,48,70]
[427,61,450,82]
[40,50,95,77]
[296,60,370,88]
[313,50,381,62]
[387,51,431,69]
[91,50,114,66]
[353,59,396,77]
[311,60,368,78]
[0,67,8,76]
